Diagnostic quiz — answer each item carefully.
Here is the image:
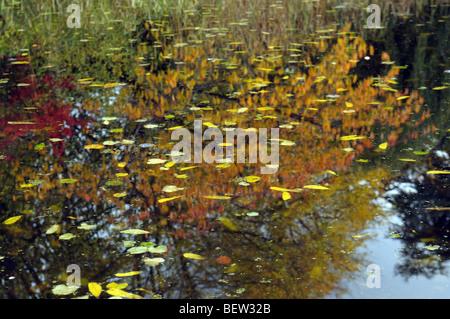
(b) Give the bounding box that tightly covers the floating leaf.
[52,284,79,296]
[84,144,104,150]
[106,282,128,290]
[4,216,22,225]
[339,135,366,141]
[398,158,416,162]
[426,170,450,174]
[34,143,46,150]
[143,257,165,266]
[77,223,96,230]
[103,140,120,146]
[413,151,429,155]
[157,195,183,203]
[147,158,167,165]
[203,195,232,200]
[246,212,259,217]
[106,288,143,299]
[120,229,150,235]
[105,180,123,186]
[162,185,184,193]
[115,271,141,277]
[46,224,60,234]
[303,185,331,190]
[148,245,167,254]
[432,86,448,90]
[183,253,205,260]
[179,166,197,171]
[127,247,149,254]
[378,142,388,150]
[113,192,127,198]
[60,178,78,184]
[282,191,291,200]
[59,233,75,240]
[396,95,410,100]
[424,244,440,251]
[245,176,261,183]
[88,282,102,298]
[269,186,301,193]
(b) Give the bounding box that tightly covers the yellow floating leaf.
[379,142,388,150]
[20,184,35,188]
[426,170,450,174]
[179,166,197,171]
[216,163,231,168]
[4,215,22,225]
[176,174,188,179]
[183,253,205,260]
[157,195,183,203]
[164,161,176,168]
[345,102,353,108]
[432,86,448,90]
[325,170,337,175]
[282,192,291,200]
[115,173,129,177]
[269,186,301,193]
[396,95,410,100]
[245,176,261,183]
[115,271,141,277]
[203,195,232,200]
[84,144,104,150]
[113,192,127,198]
[339,135,366,141]
[106,288,144,299]
[257,107,275,111]
[167,126,184,131]
[104,82,119,88]
[106,282,128,289]
[399,159,416,162]
[117,162,127,168]
[303,185,331,190]
[88,282,102,298]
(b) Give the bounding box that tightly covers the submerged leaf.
[143,257,165,266]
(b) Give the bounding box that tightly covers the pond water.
[0,1,449,299]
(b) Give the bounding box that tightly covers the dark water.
[0,2,449,299]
